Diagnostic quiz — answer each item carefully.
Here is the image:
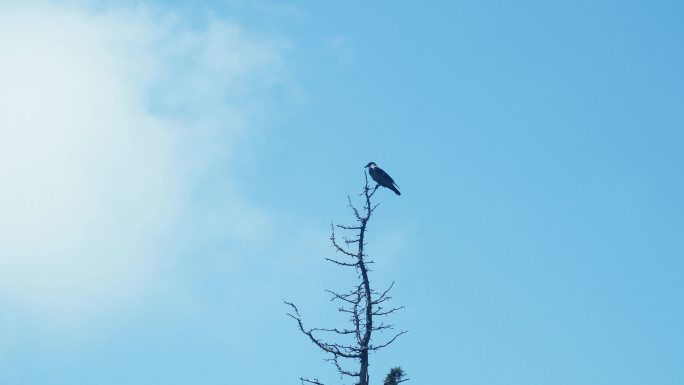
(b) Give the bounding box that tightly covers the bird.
[365,162,401,195]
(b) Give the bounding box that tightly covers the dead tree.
[286,174,407,385]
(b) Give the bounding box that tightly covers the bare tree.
[286,174,407,385]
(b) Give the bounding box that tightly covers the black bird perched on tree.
[365,162,401,195]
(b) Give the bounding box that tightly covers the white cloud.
[0,2,288,325]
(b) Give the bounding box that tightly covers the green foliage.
[384,367,406,385]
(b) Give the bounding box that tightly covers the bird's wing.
[376,167,399,187]
[376,167,396,185]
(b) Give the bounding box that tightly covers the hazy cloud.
[0,2,288,324]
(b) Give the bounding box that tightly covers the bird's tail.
[390,184,401,196]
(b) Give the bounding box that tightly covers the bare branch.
[371,322,396,332]
[372,281,396,304]
[285,301,360,359]
[373,305,405,316]
[347,195,362,221]
[301,378,326,385]
[330,226,357,258]
[369,330,408,351]
[311,326,357,335]
[329,355,361,378]
[324,257,358,267]
[337,224,362,230]
[325,289,359,304]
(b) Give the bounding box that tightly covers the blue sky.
[1,1,683,384]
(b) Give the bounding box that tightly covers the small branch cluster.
[286,173,406,385]
[383,367,409,385]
